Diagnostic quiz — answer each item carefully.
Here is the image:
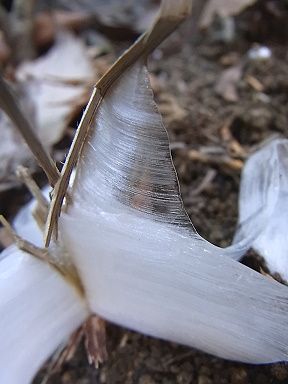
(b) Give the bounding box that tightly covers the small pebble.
[248,46,272,61]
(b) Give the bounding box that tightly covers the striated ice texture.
[236,139,288,281]
[0,246,87,384]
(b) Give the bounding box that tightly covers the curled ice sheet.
[236,139,288,281]
[0,246,88,384]
[69,61,192,228]
[60,62,288,363]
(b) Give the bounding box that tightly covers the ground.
[3,1,288,383]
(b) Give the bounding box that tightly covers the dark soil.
[5,0,288,383]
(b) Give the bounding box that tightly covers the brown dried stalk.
[83,315,108,367]
[11,0,36,62]
[0,75,60,186]
[16,166,49,229]
[0,215,52,264]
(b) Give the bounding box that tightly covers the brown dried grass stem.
[0,76,60,186]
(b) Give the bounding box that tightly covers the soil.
[3,0,288,383]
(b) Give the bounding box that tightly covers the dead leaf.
[49,0,159,35]
[200,0,257,28]
[245,75,264,92]
[215,64,243,102]
[158,93,188,124]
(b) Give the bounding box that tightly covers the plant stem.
[0,75,60,186]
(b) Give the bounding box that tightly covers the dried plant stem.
[44,0,192,246]
[16,166,49,209]
[186,150,244,171]
[84,315,108,367]
[0,76,60,186]
[0,5,13,49]
[11,0,36,61]
[0,215,52,264]
[45,326,84,380]
[44,88,102,246]
[0,214,86,299]
[187,0,209,40]
[41,314,107,382]
[16,166,49,229]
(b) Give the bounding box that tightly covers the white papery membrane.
[16,32,94,147]
[0,246,88,384]
[235,139,288,281]
[60,61,288,364]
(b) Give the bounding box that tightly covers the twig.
[187,0,209,42]
[0,214,85,299]
[49,327,84,375]
[44,87,102,246]
[84,315,108,367]
[0,215,52,264]
[220,119,247,159]
[190,169,217,197]
[187,150,244,171]
[0,5,13,50]
[163,351,194,367]
[0,75,60,186]
[44,0,192,247]
[11,0,36,62]
[245,75,264,92]
[16,166,49,229]
[41,314,107,382]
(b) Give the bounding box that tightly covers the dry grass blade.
[17,166,48,209]
[11,0,36,62]
[44,87,102,246]
[42,327,84,384]
[0,213,85,297]
[16,166,49,229]
[44,0,192,247]
[0,215,52,264]
[0,76,60,186]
